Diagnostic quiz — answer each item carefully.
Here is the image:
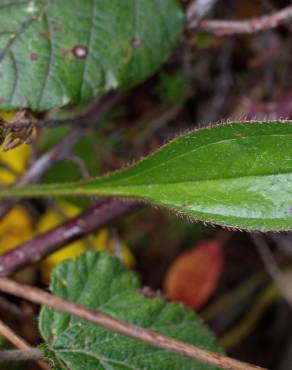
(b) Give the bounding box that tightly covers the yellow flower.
[94,228,135,267]
[0,206,37,284]
[0,112,135,282]
[38,202,135,282]
[0,145,31,185]
[0,111,31,185]
[0,112,34,276]
[0,112,16,121]
[0,206,34,254]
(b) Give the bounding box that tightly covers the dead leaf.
[164,239,224,310]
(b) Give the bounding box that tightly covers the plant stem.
[189,5,292,35]
[251,234,292,307]
[0,91,121,219]
[0,277,267,370]
[0,319,48,369]
[0,349,43,362]
[0,128,84,219]
[0,319,30,350]
[0,200,140,276]
[1,91,121,130]
[187,0,219,27]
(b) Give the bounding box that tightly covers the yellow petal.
[37,201,81,231]
[0,111,32,184]
[37,202,87,282]
[0,206,34,254]
[0,144,32,185]
[93,228,135,268]
[0,111,18,121]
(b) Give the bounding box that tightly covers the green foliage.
[2,121,292,231]
[40,126,101,183]
[157,71,189,105]
[39,252,221,370]
[196,34,212,49]
[0,0,184,111]
[1,2,287,369]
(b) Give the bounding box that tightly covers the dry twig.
[0,91,121,134]
[0,277,266,370]
[0,200,140,276]
[0,319,31,350]
[251,234,292,308]
[189,5,292,35]
[187,0,219,27]
[0,349,43,363]
[0,319,48,369]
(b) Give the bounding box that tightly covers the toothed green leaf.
[2,121,292,231]
[0,0,184,111]
[39,252,221,370]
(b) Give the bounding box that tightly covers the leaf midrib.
[84,171,292,192]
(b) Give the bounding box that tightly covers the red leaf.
[164,239,224,310]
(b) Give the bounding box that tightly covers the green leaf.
[39,252,221,370]
[40,344,65,370]
[0,0,184,111]
[156,70,189,106]
[2,121,292,231]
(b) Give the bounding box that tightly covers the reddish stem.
[0,200,139,277]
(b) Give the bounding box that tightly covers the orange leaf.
[164,239,224,310]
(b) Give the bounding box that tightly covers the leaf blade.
[0,0,184,111]
[2,121,292,231]
[39,252,221,370]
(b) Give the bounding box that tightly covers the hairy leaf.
[0,0,184,111]
[39,252,221,370]
[2,121,292,231]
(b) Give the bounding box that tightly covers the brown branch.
[1,91,121,132]
[18,129,83,186]
[0,319,30,350]
[63,153,91,179]
[0,348,43,362]
[0,199,140,277]
[0,319,48,369]
[0,277,266,370]
[187,0,219,27]
[0,349,43,363]
[251,234,292,307]
[190,5,292,35]
[47,91,122,128]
